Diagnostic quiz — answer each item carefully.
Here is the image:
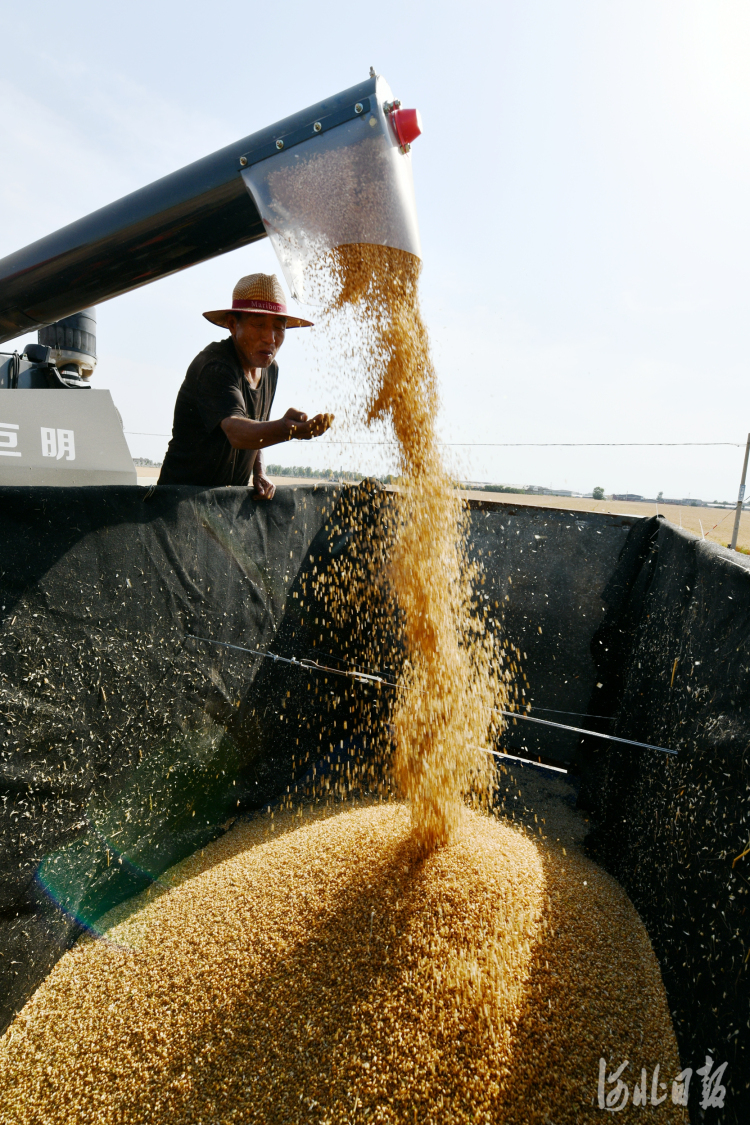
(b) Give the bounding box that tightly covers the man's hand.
[221,410,334,450]
[253,471,276,500]
[280,408,334,441]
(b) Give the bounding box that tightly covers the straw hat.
[203,273,313,329]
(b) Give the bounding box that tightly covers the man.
[158,273,332,495]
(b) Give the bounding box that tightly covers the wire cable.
[496,709,676,755]
[486,748,568,774]
[189,635,677,757]
[526,705,613,721]
[187,636,392,686]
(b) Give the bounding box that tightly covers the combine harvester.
[0,70,748,1120]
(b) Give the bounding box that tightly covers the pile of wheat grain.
[0,803,686,1124]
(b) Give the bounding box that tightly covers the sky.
[1,0,749,500]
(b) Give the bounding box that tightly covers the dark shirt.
[158,337,278,486]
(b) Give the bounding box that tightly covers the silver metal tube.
[730,432,750,551]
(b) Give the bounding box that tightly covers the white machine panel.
[0,390,136,486]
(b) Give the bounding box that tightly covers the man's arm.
[220,408,332,450]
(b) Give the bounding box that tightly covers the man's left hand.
[253,472,276,500]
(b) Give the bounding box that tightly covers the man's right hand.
[281,408,334,441]
[222,410,334,451]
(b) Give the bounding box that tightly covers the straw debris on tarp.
[0,482,393,1030]
[576,515,750,1119]
[0,482,655,1035]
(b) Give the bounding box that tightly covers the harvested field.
[447,490,750,552]
[0,801,686,1124]
[267,478,750,551]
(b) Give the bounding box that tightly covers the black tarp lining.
[11,484,741,1114]
[0,486,642,1032]
[576,516,750,1123]
[0,483,363,1030]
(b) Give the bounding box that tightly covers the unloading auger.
[0,70,422,484]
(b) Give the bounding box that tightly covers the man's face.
[228,312,286,369]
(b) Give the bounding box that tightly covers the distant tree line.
[479,483,525,494]
[266,464,402,485]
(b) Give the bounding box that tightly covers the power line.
[126,431,743,448]
[318,441,743,448]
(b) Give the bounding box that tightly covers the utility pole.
[730,433,750,551]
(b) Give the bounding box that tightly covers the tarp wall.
[0,485,640,1034]
[576,517,750,1122]
[0,483,349,1032]
[465,497,640,762]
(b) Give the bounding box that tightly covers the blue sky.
[1,0,749,499]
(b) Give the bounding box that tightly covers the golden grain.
[0,803,686,1124]
[311,245,507,852]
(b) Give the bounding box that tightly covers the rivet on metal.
[313,121,322,133]
[355,103,363,113]
[276,139,284,150]
[239,156,248,166]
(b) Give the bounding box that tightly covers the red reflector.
[390,107,422,148]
